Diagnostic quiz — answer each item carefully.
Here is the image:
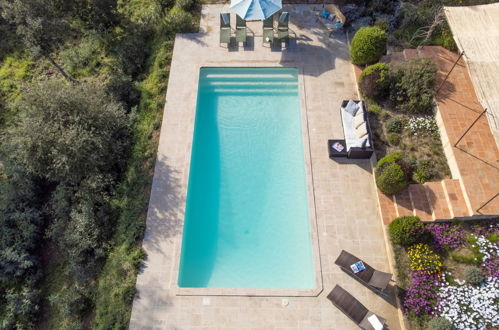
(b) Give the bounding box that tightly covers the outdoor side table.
[328,139,348,158]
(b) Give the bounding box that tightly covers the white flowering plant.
[405,116,438,136]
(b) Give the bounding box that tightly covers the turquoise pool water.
[178,68,315,289]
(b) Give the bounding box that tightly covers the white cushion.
[368,315,384,330]
[354,113,365,129]
[344,100,359,116]
[356,122,368,138]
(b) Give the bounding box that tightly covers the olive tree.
[9,80,130,185]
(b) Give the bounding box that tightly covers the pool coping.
[171,64,324,297]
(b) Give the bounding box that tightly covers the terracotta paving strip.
[378,189,397,225]
[443,179,470,217]
[408,185,433,221]
[394,189,413,217]
[425,181,451,220]
[418,46,499,215]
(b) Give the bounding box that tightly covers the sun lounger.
[328,285,387,330]
[277,12,289,43]
[220,13,231,46]
[236,15,247,45]
[263,16,274,45]
[335,250,392,295]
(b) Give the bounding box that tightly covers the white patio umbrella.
[229,0,282,21]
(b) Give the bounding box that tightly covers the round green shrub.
[464,266,484,284]
[359,63,389,100]
[376,152,403,168]
[388,216,425,246]
[350,26,387,65]
[387,132,400,145]
[375,162,408,195]
[428,317,453,330]
[385,117,404,133]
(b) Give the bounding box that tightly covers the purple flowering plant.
[427,223,465,251]
[402,271,442,316]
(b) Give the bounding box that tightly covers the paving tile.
[130,5,402,329]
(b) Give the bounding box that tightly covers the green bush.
[376,162,408,195]
[413,159,435,183]
[385,117,404,133]
[359,62,389,100]
[428,317,453,330]
[367,103,382,116]
[450,251,479,265]
[377,152,403,168]
[60,35,103,77]
[106,70,140,110]
[350,26,387,65]
[161,6,195,37]
[175,0,193,10]
[389,58,436,114]
[387,132,400,145]
[388,216,425,246]
[464,266,484,284]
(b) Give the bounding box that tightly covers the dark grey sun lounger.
[236,15,247,45]
[220,13,231,46]
[335,250,392,296]
[328,285,387,330]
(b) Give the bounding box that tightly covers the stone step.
[394,189,413,217]
[378,189,397,225]
[408,184,433,221]
[443,179,471,217]
[378,179,472,224]
[425,181,452,220]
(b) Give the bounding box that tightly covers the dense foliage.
[350,26,387,65]
[375,153,410,195]
[359,62,389,100]
[388,216,425,246]
[0,0,199,328]
[389,58,436,114]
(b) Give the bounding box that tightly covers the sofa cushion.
[344,100,359,116]
[354,113,365,129]
[356,122,368,138]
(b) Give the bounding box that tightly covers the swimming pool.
[178,67,315,289]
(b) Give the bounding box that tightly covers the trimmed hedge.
[388,216,425,246]
[350,26,387,65]
[359,62,389,100]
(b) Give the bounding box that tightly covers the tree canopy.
[9,80,130,184]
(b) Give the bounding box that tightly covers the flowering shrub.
[427,223,465,251]
[472,235,499,279]
[406,116,438,136]
[402,271,442,316]
[408,243,442,274]
[437,276,499,329]
[471,223,499,237]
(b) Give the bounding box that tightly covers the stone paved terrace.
[130,4,402,329]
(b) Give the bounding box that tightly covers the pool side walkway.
[130,5,402,329]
